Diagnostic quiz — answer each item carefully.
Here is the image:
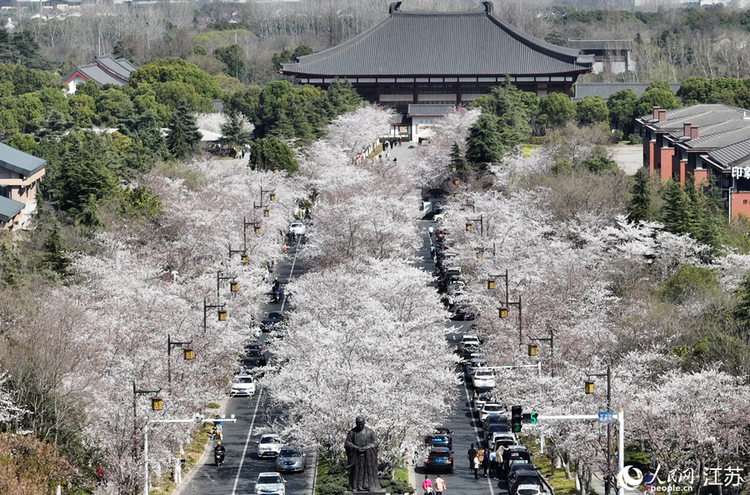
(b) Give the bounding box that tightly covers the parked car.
[229,373,256,397]
[472,368,495,389]
[515,484,543,495]
[289,221,306,235]
[261,311,284,332]
[473,392,491,416]
[502,447,532,476]
[255,472,286,495]
[258,433,283,458]
[484,423,512,445]
[506,462,537,482]
[241,348,267,368]
[483,412,510,429]
[492,432,518,451]
[424,447,453,474]
[461,335,482,347]
[480,403,507,422]
[424,428,452,449]
[466,357,486,375]
[509,470,543,495]
[275,447,306,472]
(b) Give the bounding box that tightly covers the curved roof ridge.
[485,12,582,62]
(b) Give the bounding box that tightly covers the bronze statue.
[344,416,381,492]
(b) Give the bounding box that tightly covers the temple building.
[280,1,593,114]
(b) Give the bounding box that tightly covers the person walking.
[482,450,490,477]
[468,443,477,471]
[473,453,480,479]
[428,226,434,237]
[435,475,446,495]
[422,475,434,495]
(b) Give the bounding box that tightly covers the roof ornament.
[482,1,494,13]
[388,2,402,13]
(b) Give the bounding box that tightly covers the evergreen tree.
[166,101,201,159]
[661,179,693,235]
[248,136,298,173]
[40,225,72,278]
[220,113,250,147]
[628,167,653,223]
[683,174,703,237]
[0,242,22,287]
[466,113,503,165]
[449,142,466,172]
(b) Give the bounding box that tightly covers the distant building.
[281,2,593,107]
[572,82,681,102]
[567,40,634,74]
[635,104,750,218]
[61,55,137,94]
[0,143,46,230]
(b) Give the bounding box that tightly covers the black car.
[506,462,536,482]
[261,311,284,331]
[502,447,532,474]
[452,306,478,321]
[508,470,543,495]
[424,428,452,450]
[242,348,267,367]
[424,447,453,474]
[484,422,511,444]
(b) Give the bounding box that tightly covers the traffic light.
[511,405,523,432]
[522,413,538,424]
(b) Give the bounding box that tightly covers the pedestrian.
[473,453,480,479]
[435,475,446,495]
[482,451,490,477]
[428,226,434,237]
[422,475,434,495]
[468,443,477,470]
[489,450,497,478]
[282,243,288,252]
[96,465,104,486]
[399,139,402,146]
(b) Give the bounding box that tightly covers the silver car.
[255,472,286,495]
[275,446,306,472]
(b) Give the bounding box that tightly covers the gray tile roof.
[668,118,750,140]
[282,8,591,77]
[0,142,46,176]
[62,54,136,88]
[567,40,633,51]
[407,104,456,117]
[683,126,750,150]
[94,55,134,82]
[572,82,680,102]
[707,139,750,168]
[0,195,24,223]
[640,104,746,131]
[66,63,127,86]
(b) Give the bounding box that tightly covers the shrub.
[629,133,643,145]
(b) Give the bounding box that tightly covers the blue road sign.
[598,411,614,423]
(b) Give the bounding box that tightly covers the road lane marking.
[462,369,496,495]
[231,387,264,495]
[280,237,300,313]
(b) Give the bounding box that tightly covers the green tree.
[0,108,19,135]
[129,57,222,100]
[466,113,504,165]
[40,225,73,277]
[0,241,22,287]
[607,89,638,135]
[37,108,72,140]
[165,100,202,159]
[635,88,682,118]
[249,136,298,173]
[627,167,653,223]
[657,264,719,304]
[222,85,261,120]
[214,44,246,81]
[292,45,314,61]
[661,179,693,235]
[220,113,251,147]
[255,81,293,137]
[68,94,96,128]
[8,132,38,155]
[576,95,609,125]
[95,88,131,127]
[537,92,575,129]
[449,142,466,172]
[17,92,45,132]
[0,63,56,95]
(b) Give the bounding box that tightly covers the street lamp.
[585,365,613,495]
[466,215,484,235]
[217,270,238,300]
[167,334,193,392]
[489,269,523,345]
[528,327,554,358]
[460,201,475,214]
[203,297,227,332]
[133,381,161,448]
[477,244,496,260]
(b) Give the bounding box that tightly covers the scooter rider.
[214,441,226,465]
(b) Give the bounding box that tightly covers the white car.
[258,433,283,458]
[461,335,481,347]
[289,221,306,235]
[255,472,286,495]
[230,374,256,397]
[472,368,496,389]
[480,403,506,422]
[515,484,543,495]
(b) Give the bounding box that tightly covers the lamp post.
[216,270,238,301]
[167,334,193,393]
[229,217,254,263]
[528,327,554,376]
[133,381,161,450]
[489,269,523,345]
[585,365,613,495]
[203,298,227,332]
[460,201,475,213]
[466,215,484,235]
[476,243,496,260]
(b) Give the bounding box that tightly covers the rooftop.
[0,142,47,176]
[0,196,25,223]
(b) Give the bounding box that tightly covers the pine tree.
[627,167,653,223]
[220,113,250,147]
[683,175,703,238]
[661,179,693,235]
[40,225,72,278]
[166,101,201,159]
[466,113,503,165]
[449,142,466,172]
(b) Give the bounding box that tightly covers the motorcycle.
[214,449,225,467]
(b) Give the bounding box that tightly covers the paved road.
[176,236,316,495]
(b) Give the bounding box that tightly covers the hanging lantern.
[230,281,239,292]
[488,279,496,290]
[269,193,276,201]
[184,348,194,360]
[241,254,249,264]
[151,397,163,411]
[218,309,227,321]
[528,344,538,356]
[273,168,279,174]
[453,178,460,185]
[254,225,261,234]
[453,192,459,198]
[264,209,270,217]
[477,251,484,260]
[585,381,595,394]
[499,307,508,318]
[466,223,473,232]
[451,165,457,172]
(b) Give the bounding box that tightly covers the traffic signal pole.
[535,411,625,495]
